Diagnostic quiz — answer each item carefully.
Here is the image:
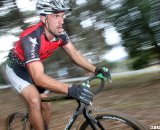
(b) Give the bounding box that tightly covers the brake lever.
[109,78,112,83]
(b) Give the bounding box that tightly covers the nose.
[59,16,64,24]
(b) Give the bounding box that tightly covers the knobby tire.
[77,110,147,130]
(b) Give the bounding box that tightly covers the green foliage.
[97,60,117,70]
[131,54,150,70]
[0,74,6,84]
[0,63,7,84]
[111,0,160,69]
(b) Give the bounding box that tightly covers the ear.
[40,15,46,24]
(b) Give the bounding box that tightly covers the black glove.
[68,83,93,105]
[95,67,111,79]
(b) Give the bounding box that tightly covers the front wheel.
[77,110,147,130]
[6,112,32,130]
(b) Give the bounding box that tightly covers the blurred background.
[0,0,160,83]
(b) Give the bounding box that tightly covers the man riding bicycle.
[5,0,110,130]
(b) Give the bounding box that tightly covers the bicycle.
[6,75,147,130]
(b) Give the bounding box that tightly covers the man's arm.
[62,42,96,73]
[26,61,69,94]
[26,60,93,104]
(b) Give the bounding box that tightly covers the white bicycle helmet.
[36,0,72,15]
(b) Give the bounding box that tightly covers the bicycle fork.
[64,101,105,130]
[64,102,85,130]
[83,109,105,130]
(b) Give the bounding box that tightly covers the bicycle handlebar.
[41,75,105,102]
[83,75,105,94]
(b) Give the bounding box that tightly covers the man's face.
[46,12,65,36]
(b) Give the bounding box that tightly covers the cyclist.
[5,0,110,130]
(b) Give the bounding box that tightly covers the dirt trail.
[0,72,160,130]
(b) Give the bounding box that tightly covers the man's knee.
[21,85,41,110]
[29,97,42,110]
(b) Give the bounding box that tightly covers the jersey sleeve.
[59,31,70,46]
[21,36,40,64]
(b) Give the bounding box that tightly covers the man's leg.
[21,85,45,130]
[40,93,51,128]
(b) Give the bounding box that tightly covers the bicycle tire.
[77,110,147,130]
[6,112,32,130]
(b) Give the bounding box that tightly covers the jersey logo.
[29,37,38,59]
[29,37,38,45]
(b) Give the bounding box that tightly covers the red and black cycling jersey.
[8,22,70,67]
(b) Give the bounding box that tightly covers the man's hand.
[68,84,93,105]
[95,67,111,79]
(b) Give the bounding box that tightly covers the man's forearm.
[71,51,96,73]
[33,73,69,94]
[63,42,96,73]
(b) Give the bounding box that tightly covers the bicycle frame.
[41,75,105,130]
[65,102,105,130]
[64,101,88,130]
[42,96,87,130]
[64,110,78,130]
